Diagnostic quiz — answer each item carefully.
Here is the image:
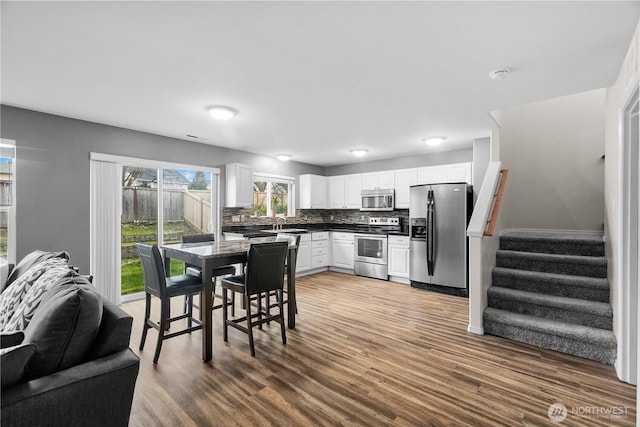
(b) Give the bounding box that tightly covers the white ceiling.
[2,1,638,166]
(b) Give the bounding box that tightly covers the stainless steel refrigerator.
[409,183,473,291]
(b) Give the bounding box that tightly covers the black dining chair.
[221,241,288,357]
[136,243,204,364]
[181,233,237,320]
[263,233,300,317]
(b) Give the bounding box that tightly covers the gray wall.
[1,105,324,271]
[324,147,472,176]
[493,88,606,231]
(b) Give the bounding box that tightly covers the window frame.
[252,172,295,218]
[0,139,16,266]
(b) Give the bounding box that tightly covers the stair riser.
[500,239,604,257]
[484,321,616,364]
[496,255,607,278]
[491,273,609,302]
[487,294,612,330]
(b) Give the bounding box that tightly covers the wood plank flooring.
[122,271,636,426]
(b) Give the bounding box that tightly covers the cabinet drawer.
[312,246,329,256]
[331,232,354,241]
[312,231,329,241]
[312,240,329,249]
[312,254,329,267]
[299,233,312,243]
[388,235,409,246]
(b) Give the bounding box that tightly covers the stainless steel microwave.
[360,189,394,211]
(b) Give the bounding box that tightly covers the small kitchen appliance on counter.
[354,217,400,280]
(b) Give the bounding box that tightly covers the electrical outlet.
[361,215,365,221]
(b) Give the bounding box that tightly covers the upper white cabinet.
[417,162,472,185]
[361,170,395,190]
[394,168,417,208]
[225,163,253,207]
[328,174,361,209]
[299,174,328,209]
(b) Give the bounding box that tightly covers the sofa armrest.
[1,348,140,427]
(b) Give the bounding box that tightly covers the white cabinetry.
[361,170,395,190]
[328,174,361,209]
[387,235,410,280]
[331,232,354,270]
[417,162,472,185]
[311,232,330,269]
[394,168,417,209]
[296,233,312,272]
[299,174,328,209]
[225,163,253,207]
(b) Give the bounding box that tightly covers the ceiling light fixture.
[350,149,369,157]
[489,68,511,81]
[206,105,238,120]
[276,154,292,161]
[422,136,446,146]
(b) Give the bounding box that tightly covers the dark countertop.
[223,223,409,237]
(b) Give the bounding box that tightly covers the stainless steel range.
[354,217,400,280]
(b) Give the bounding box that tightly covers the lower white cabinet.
[387,235,410,278]
[331,232,354,270]
[296,234,312,273]
[311,232,330,268]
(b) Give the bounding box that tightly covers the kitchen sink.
[260,228,308,234]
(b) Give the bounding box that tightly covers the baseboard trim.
[468,325,484,335]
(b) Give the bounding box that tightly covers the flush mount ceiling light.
[422,136,446,146]
[489,68,511,81]
[276,154,292,161]
[350,149,369,157]
[206,105,238,120]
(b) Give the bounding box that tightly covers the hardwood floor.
[123,271,636,426]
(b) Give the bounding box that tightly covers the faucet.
[276,216,287,230]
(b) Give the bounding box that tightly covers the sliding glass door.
[120,164,218,299]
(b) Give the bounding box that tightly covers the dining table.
[161,238,297,362]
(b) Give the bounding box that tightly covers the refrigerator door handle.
[427,189,434,276]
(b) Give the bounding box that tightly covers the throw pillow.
[3,250,69,292]
[0,257,69,329]
[23,275,103,381]
[0,331,24,349]
[3,265,75,333]
[0,343,37,389]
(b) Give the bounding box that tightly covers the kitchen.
[221,160,477,296]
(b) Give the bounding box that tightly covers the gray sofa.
[0,252,140,427]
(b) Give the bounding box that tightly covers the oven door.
[354,235,388,265]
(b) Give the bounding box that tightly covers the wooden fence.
[183,191,212,232]
[122,188,211,229]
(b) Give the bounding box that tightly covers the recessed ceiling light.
[422,136,446,146]
[489,68,511,81]
[206,105,238,120]
[350,149,369,157]
[276,154,292,161]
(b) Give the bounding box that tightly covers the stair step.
[487,287,612,330]
[496,250,607,278]
[483,308,616,364]
[492,267,609,302]
[500,229,604,256]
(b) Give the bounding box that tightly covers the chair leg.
[245,294,255,357]
[278,290,287,345]
[186,294,193,329]
[139,293,151,350]
[231,292,236,317]
[257,293,263,330]
[154,298,169,364]
[222,287,229,342]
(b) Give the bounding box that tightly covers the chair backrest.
[244,241,288,296]
[276,233,301,266]
[136,243,167,298]
[182,233,215,244]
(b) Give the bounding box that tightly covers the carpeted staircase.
[483,229,616,364]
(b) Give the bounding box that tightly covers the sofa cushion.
[0,343,37,389]
[0,331,24,349]
[88,299,133,359]
[3,265,75,333]
[0,257,69,329]
[3,250,69,292]
[22,275,103,381]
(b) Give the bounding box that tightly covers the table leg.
[287,247,296,329]
[201,260,214,362]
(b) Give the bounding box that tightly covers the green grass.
[121,258,185,295]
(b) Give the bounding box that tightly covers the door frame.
[616,75,639,385]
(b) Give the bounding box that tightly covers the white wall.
[493,89,606,231]
[603,18,640,389]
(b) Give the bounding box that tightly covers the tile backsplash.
[222,208,409,228]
